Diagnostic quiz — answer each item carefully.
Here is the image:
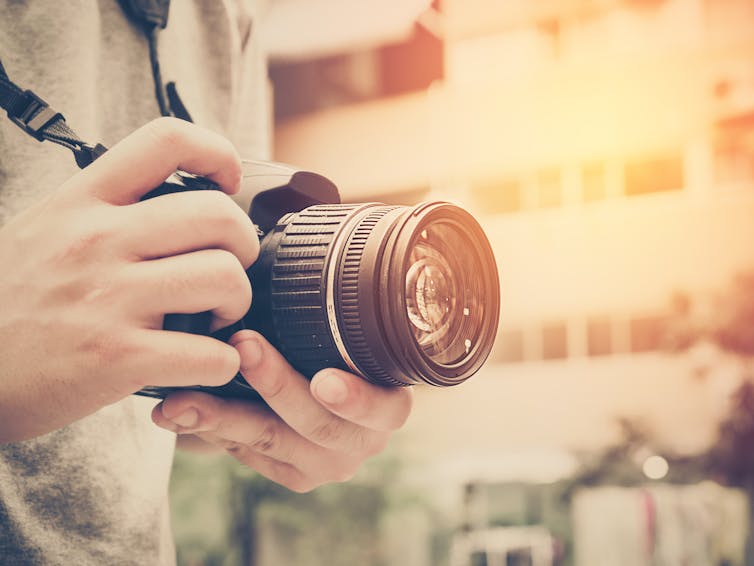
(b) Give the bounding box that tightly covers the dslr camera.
[136,161,501,400]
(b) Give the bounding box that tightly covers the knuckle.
[80,330,146,389]
[197,191,240,227]
[196,187,233,213]
[258,371,286,400]
[199,194,258,263]
[255,455,313,493]
[310,418,348,447]
[211,251,249,295]
[287,477,318,494]
[56,220,116,263]
[78,328,126,364]
[224,439,250,456]
[249,421,280,455]
[345,425,374,455]
[323,459,360,484]
[362,433,390,458]
[145,117,188,149]
[218,438,241,451]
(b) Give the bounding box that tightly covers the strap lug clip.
[7,89,63,141]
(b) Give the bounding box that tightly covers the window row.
[491,314,671,364]
[470,154,685,215]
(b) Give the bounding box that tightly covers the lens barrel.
[245,201,500,388]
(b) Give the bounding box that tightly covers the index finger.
[66,117,242,205]
[230,331,384,453]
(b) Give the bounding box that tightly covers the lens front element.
[405,224,478,366]
[398,211,495,384]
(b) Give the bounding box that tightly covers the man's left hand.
[152,330,413,492]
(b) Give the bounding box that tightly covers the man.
[0,1,414,564]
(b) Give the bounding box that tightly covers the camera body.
[139,161,500,401]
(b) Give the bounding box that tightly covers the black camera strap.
[0,60,106,168]
[0,0,191,168]
[117,0,192,122]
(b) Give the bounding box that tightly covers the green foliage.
[170,447,425,566]
[253,482,389,566]
[170,451,243,566]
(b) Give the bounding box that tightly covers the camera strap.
[117,0,192,123]
[0,0,188,169]
[0,59,107,168]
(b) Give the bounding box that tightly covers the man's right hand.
[0,117,259,443]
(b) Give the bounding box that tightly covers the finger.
[124,190,259,268]
[225,449,315,493]
[111,330,240,390]
[121,249,251,331]
[229,330,385,454]
[151,391,366,486]
[310,369,413,432]
[66,117,242,205]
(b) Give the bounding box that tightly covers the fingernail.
[170,408,199,429]
[314,374,348,405]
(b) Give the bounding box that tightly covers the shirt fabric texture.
[0,1,269,564]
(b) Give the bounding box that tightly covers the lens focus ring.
[336,206,406,386]
[267,205,362,376]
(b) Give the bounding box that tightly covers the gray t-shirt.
[0,1,268,564]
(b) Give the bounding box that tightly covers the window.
[537,168,562,208]
[630,316,668,353]
[269,21,444,120]
[624,155,684,196]
[542,322,568,360]
[471,178,521,214]
[587,317,612,356]
[582,162,606,202]
[493,329,525,363]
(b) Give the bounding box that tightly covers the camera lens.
[245,202,500,388]
[405,239,458,355]
[405,222,484,367]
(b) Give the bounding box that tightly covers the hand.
[0,118,259,442]
[152,330,413,492]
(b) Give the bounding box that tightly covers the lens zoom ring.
[337,207,406,387]
[269,205,361,376]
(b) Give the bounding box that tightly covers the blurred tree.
[171,451,243,566]
[170,446,424,566]
[231,453,410,566]
[670,270,754,565]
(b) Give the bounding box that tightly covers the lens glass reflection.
[405,222,485,365]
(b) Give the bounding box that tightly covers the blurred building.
[269,0,754,524]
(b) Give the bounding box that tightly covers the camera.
[138,160,500,400]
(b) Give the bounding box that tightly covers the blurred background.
[171,0,754,564]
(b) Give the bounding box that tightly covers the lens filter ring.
[380,202,500,386]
